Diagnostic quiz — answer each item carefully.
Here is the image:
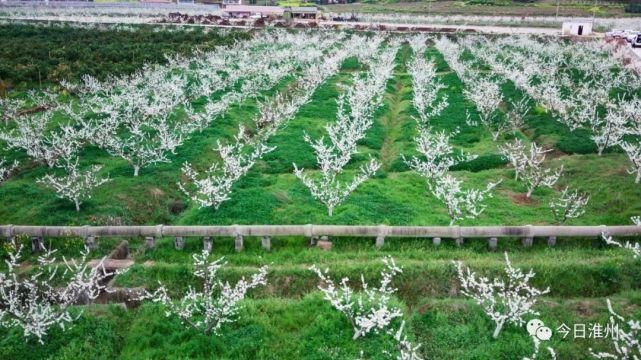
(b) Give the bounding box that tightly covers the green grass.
[108,235,641,301]
[2,290,641,359]
[2,40,640,227]
[4,231,641,358]
[1,27,641,359]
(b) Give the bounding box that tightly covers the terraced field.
[1,23,641,359]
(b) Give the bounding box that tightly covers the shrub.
[625,3,641,13]
[0,24,250,88]
[450,154,508,172]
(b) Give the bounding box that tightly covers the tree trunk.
[75,200,80,212]
[526,180,538,198]
[133,166,140,177]
[526,188,534,198]
[636,171,641,184]
[493,320,505,339]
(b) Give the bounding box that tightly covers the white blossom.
[407,36,448,128]
[141,250,268,335]
[178,126,274,209]
[295,158,381,217]
[0,110,83,168]
[590,299,641,359]
[386,321,423,360]
[621,141,641,184]
[0,158,19,183]
[310,256,403,340]
[499,138,527,181]
[179,40,350,209]
[549,186,589,224]
[434,37,507,141]
[603,225,641,259]
[589,102,628,156]
[0,243,124,344]
[0,97,24,126]
[37,158,110,212]
[404,127,497,225]
[506,98,530,134]
[459,35,640,145]
[295,42,397,216]
[454,252,550,339]
[403,128,476,180]
[500,141,563,198]
[429,174,500,225]
[462,78,505,141]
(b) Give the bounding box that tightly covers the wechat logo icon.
[523,319,557,360]
[527,319,553,341]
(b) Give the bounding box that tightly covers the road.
[315,20,561,35]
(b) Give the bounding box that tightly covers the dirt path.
[379,46,412,171]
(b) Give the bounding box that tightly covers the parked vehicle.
[607,29,625,38]
[633,34,641,48]
[626,31,640,43]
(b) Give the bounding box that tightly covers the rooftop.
[223,5,284,14]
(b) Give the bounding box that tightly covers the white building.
[562,21,593,36]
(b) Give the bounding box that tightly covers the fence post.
[175,236,185,250]
[6,224,14,244]
[522,225,533,247]
[307,224,316,245]
[454,225,463,246]
[145,225,163,249]
[547,236,556,247]
[375,224,387,248]
[488,237,498,251]
[234,226,243,252]
[85,236,97,251]
[261,236,271,251]
[144,236,156,249]
[203,236,212,252]
[433,237,441,246]
[31,236,44,253]
[83,225,97,251]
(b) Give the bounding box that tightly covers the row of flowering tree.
[0,30,348,211]
[462,35,641,184]
[433,35,596,217]
[405,36,500,225]
[177,34,368,210]
[434,37,518,142]
[0,239,268,345]
[293,36,398,216]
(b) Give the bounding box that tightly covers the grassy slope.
[4,225,641,358]
[2,30,641,359]
[1,42,640,226]
[0,293,636,359]
[2,257,641,359]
